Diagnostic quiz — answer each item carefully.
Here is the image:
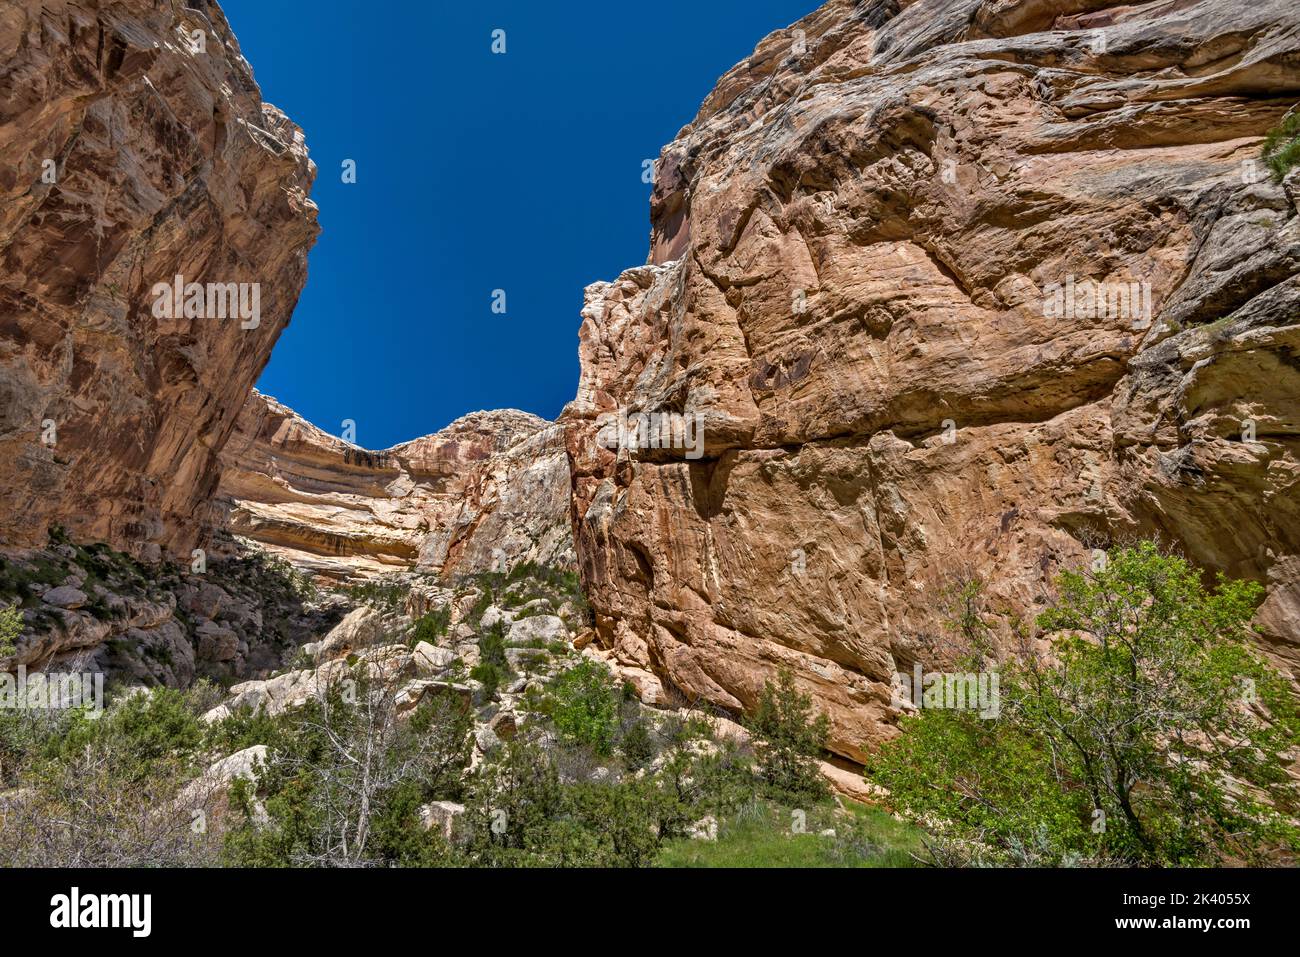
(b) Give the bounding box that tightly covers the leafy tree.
[748,667,830,805]
[870,542,1300,865]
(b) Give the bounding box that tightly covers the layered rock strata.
[216,391,575,582]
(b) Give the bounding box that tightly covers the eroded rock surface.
[0,0,319,561]
[564,0,1300,762]
[0,540,346,686]
[216,391,574,582]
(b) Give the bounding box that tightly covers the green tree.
[543,659,621,755]
[748,667,830,804]
[620,718,655,771]
[870,542,1300,865]
[223,672,473,867]
[0,604,21,659]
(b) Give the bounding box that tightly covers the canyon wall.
[0,0,318,560]
[217,391,574,583]
[564,0,1300,762]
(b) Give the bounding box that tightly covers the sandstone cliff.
[564,0,1300,762]
[217,391,574,582]
[0,0,318,561]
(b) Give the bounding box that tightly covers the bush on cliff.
[869,542,1300,866]
[0,604,21,659]
[1262,107,1300,181]
[469,620,512,696]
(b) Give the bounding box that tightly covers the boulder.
[419,801,465,841]
[394,678,475,715]
[488,711,518,740]
[195,620,240,663]
[412,641,457,676]
[41,586,87,610]
[506,615,568,647]
[480,605,514,632]
[688,816,718,841]
[475,726,502,753]
[316,605,389,660]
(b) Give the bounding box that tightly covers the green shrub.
[463,736,566,865]
[0,707,71,788]
[656,736,755,836]
[563,777,669,866]
[0,604,21,658]
[620,718,655,772]
[463,735,673,867]
[204,703,285,756]
[1262,107,1300,181]
[748,667,830,805]
[543,659,621,756]
[51,687,206,778]
[410,606,451,646]
[869,542,1300,866]
[470,621,512,697]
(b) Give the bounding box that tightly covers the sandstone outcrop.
[0,0,319,561]
[216,390,574,582]
[564,0,1300,762]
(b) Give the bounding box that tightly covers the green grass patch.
[1262,107,1300,181]
[655,799,925,868]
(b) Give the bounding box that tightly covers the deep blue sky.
[220,0,817,449]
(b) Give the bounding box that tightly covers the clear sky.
[219,0,818,450]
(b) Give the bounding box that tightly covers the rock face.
[0,0,319,561]
[0,540,346,685]
[564,0,1300,762]
[217,391,575,582]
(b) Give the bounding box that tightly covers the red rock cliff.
[0,0,319,560]
[564,0,1300,762]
